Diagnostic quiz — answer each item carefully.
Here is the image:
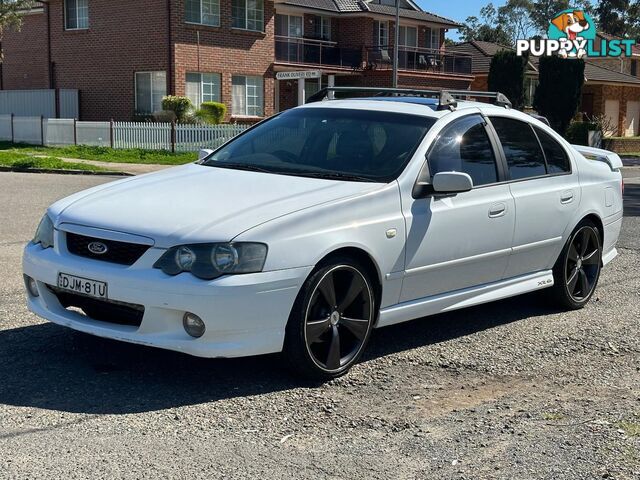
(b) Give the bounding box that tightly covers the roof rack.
[305,87,512,110]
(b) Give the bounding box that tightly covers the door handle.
[560,190,574,204]
[489,202,507,218]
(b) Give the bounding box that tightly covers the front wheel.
[551,220,602,310]
[283,257,376,380]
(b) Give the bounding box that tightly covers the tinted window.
[428,115,498,186]
[491,117,546,180]
[204,108,434,182]
[535,127,571,173]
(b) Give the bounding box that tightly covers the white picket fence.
[114,122,171,150]
[0,114,249,152]
[176,123,247,152]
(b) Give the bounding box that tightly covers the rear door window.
[535,127,571,174]
[490,117,546,180]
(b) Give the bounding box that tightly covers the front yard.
[0,142,198,171]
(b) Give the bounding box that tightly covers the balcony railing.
[274,37,473,76]
[275,36,362,69]
[365,46,473,75]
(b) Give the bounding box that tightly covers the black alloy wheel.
[564,226,601,301]
[551,220,602,310]
[284,257,376,379]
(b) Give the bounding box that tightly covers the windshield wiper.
[207,162,274,174]
[296,172,376,182]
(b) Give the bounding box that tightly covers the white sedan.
[23,88,624,379]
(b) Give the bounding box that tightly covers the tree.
[595,0,640,37]
[488,50,528,110]
[497,0,536,42]
[529,0,594,35]
[0,1,38,48]
[461,4,514,46]
[533,56,585,135]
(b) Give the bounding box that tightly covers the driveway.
[0,172,638,479]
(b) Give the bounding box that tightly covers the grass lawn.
[0,151,107,172]
[0,142,197,165]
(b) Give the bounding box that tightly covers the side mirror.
[199,149,215,161]
[432,171,473,194]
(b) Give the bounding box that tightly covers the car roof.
[297,97,513,119]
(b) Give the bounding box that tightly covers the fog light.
[24,275,39,297]
[183,312,205,338]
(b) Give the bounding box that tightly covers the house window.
[314,15,331,41]
[65,0,89,30]
[426,27,440,50]
[399,26,418,47]
[185,0,220,27]
[275,14,303,37]
[232,75,264,116]
[135,72,167,114]
[632,60,638,77]
[524,76,538,107]
[374,21,389,47]
[232,0,264,32]
[186,73,221,108]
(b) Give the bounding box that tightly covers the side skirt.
[376,270,554,328]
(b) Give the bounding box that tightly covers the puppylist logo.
[517,9,636,59]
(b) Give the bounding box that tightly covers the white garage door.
[604,99,620,136]
[626,100,640,136]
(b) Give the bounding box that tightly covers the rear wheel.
[283,257,376,380]
[551,220,602,310]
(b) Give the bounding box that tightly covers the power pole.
[392,0,400,87]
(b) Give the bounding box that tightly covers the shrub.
[533,56,585,136]
[197,102,227,125]
[152,110,177,123]
[488,50,527,110]
[161,96,193,123]
[565,121,597,145]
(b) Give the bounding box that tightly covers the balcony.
[365,46,473,75]
[274,37,473,77]
[275,36,362,69]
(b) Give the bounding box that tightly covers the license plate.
[57,273,108,300]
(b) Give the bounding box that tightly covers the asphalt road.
[0,171,638,479]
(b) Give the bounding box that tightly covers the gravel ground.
[0,171,638,480]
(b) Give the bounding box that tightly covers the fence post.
[110,119,114,148]
[41,116,45,146]
[171,121,176,153]
[73,118,77,145]
[10,113,14,144]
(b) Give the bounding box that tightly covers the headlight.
[154,242,267,280]
[33,214,54,249]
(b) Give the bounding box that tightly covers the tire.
[550,219,602,310]
[283,255,377,380]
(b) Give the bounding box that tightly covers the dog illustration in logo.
[551,10,591,58]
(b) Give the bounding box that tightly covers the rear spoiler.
[571,145,623,171]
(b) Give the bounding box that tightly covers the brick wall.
[47,0,169,120]
[2,11,50,89]
[172,0,276,122]
[582,83,640,136]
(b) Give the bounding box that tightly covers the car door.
[487,117,580,278]
[399,114,515,302]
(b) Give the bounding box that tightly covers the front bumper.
[22,242,312,358]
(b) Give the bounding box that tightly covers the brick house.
[449,39,640,137]
[1,0,473,122]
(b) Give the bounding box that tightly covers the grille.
[66,232,150,266]
[48,286,144,327]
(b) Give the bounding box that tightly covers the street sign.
[275,70,321,80]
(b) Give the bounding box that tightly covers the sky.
[416,0,508,41]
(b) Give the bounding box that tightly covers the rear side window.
[490,117,546,180]
[535,127,571,173]
[428,115,498,186]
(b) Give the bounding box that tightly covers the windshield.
[203,107,435,182]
